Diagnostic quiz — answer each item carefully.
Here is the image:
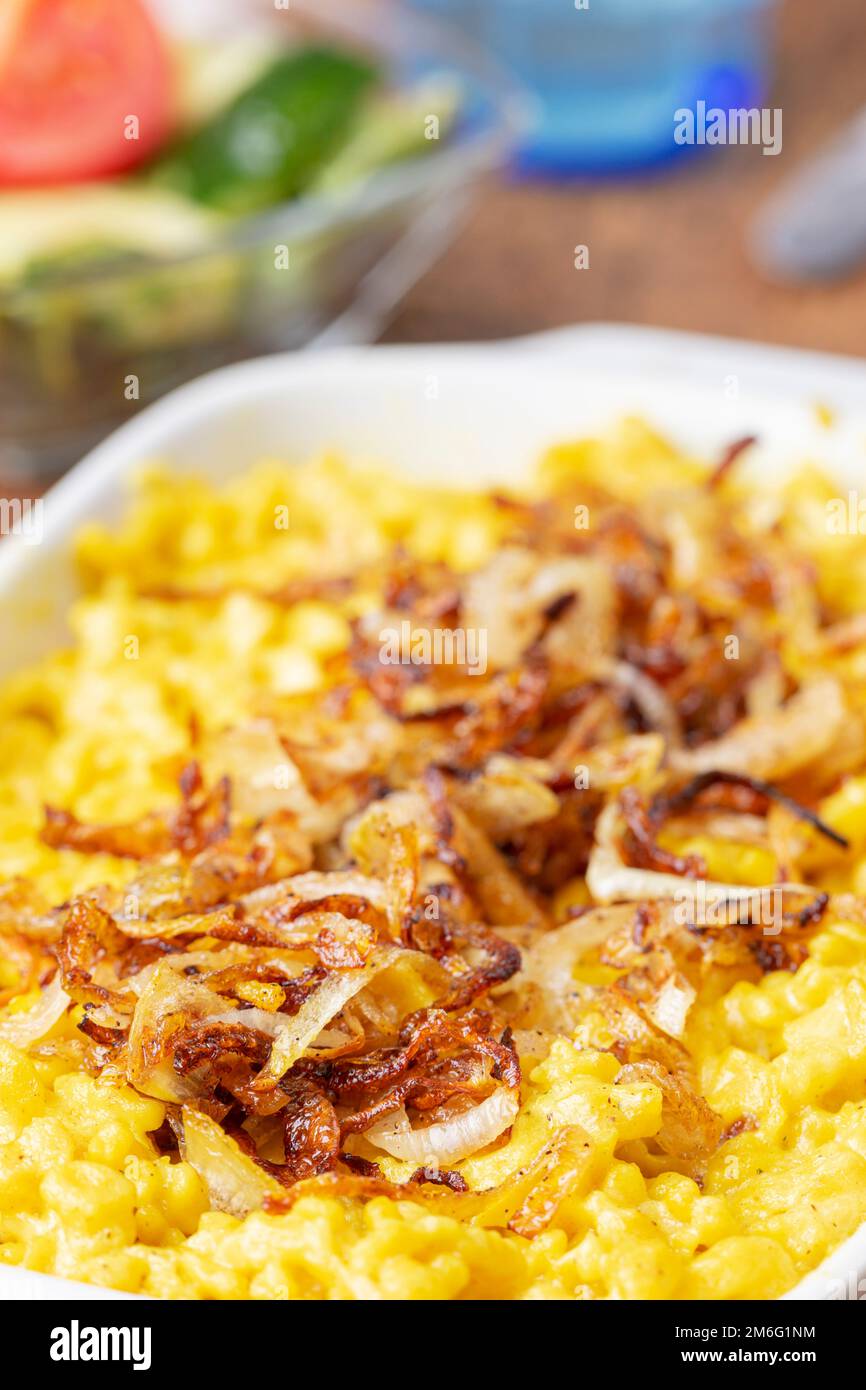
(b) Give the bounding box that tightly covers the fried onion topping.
[9,441,866,1218]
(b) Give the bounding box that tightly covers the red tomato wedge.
[0,0,174,185]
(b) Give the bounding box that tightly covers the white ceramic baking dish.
[2,323,866,1301]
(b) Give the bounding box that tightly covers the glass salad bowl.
[0,1,520,478]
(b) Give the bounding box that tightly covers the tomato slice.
[0,0,174,185]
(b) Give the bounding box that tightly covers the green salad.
[0,2,462,466]
[0,41,458,291]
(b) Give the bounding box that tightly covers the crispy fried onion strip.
[194,904,380,971]
[461,548,615,672]
[620,1057,722,1159]
[279,1076,342,1181]
[92,818,313,925]
[128,960,233,1103]
[318,1008,520,1146]
[618,786,705,878]
[365,1088,519,1167]
[0,878,63,942]
[126,947,401,1104]
[452,754,560,841]
[56,898,137,1014]
[177,1004,523,1190]
[587,800,812,908]
[180,1106,284,1216]
[182,1103,595,1233]
[348,778,549,933]
[212,1082,343,1186]
[266,1123,596,1237]
[423,768,550,931]
[598,988,724,1160]
[592,659,682,748]
[668,678,846,780]
[431,924,522,1012]
[0,971,70,1048]
[249,949,398,1093]
[650,770,848,850]
[43,762,231,860]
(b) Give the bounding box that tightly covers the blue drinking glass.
[404,0,779,175]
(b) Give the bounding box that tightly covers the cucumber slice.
[0,186,219,287]
[151,46,379,215]
[173,36,276,130]
[312,77,461,193]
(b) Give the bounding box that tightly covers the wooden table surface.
[384,0,866,358]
